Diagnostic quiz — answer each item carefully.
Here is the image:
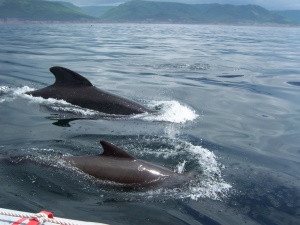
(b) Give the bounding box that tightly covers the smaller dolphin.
[26,67,154,115]
[1,141,193,188]
[65,141,193,187]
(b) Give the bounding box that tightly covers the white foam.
[134,100,199,124]
[185,143,232,200]
[30,97,99,116]
[12,86,35,97]
[133,139,232,200]
[0,86,10,94]
[175,160,186,173]
[189,144,220,176]
[49,105,98,116]
[0,86,35,102]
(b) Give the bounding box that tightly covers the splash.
[0,85,35,103]
[150,140,232,200]
[114,138,232,200]
[185,143,232,200]
[0,86,13,102]
[133,100,199,124]
[0,86,10,94]
[175,160,187,174]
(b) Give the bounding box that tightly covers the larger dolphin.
[1,141,193,187]
[26,66,154,115]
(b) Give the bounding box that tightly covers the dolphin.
[26,66,154,115]
[65,141,193,187]
[1,141,193,188]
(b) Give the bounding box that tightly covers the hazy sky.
[47,0,300,10]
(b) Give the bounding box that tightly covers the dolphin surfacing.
[65,141,193,187]
[26,66,154,115]
[0,141,193,188]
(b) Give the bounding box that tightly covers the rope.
[0,210,81,225]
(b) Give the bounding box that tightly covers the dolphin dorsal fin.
[100,141,135,159]
[50,66,93,87]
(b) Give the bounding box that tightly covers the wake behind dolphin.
[26,67,154,115]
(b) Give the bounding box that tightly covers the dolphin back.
[26,66,155,115]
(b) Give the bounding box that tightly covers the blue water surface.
[0,24,300,225]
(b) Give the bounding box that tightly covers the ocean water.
[0,23,299,225]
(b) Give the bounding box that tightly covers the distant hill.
[0,0,296,25]
[50,1,113,18]
[275,10,300,23]
[51,1,82,12]
[100,0,292,25]
[0,0,95,22]
[81,6,113,17]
